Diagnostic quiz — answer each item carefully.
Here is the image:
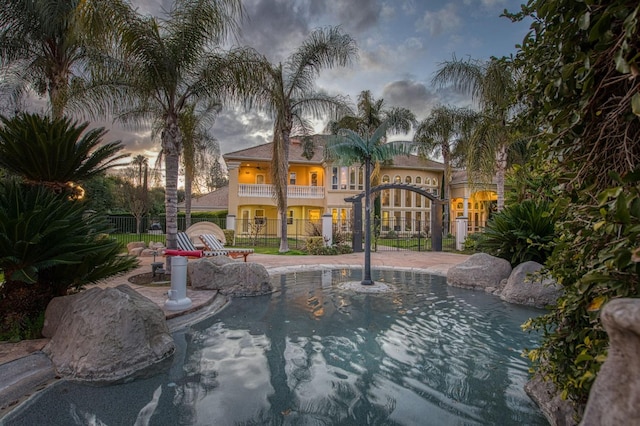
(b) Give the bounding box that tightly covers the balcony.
[238,184,325,199]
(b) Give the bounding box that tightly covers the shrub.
[223,230,235,245]
[476,200,556,266]
[524,171,640,406]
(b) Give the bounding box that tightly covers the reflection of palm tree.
[325,122,413,285]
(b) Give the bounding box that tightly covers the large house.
[222,135,498,238]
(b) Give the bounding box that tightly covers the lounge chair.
[199,234,254,262]
[167,232,227,257]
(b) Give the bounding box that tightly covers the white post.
[164,256,192,311]
[455,217,468,251]
[322,214,333,246]
[226,215,236,245]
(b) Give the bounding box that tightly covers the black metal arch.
[344,183,447,252]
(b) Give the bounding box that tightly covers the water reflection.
[3,270,548,426]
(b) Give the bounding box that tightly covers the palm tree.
[0,0,116,118]
[255,26,357,253]
[432,57,518,211]
[325,121,413,285]
[413,105,478,225]
[87,0,251,258]
[178,101,221,229]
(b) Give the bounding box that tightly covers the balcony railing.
[238,184,325,199]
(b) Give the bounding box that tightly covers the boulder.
[446,253,512,291]
[525,371,579,426]
[149,241,165,250]
[188,257,272,296]
[127,241,146,252]
[140,248,159,257]
[500,261,563,308]
[42,285,175,382]
[581,298,640,426]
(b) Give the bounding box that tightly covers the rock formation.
[42,285,175,382]
[188,257,272,296]
[446,253,512,291]
[500,261,563,308]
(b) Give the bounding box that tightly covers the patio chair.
[199,234,254,262]
[168,232,227,257]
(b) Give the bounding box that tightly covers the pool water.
[4,269,548,425]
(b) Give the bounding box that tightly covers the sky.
[39,0,533,163]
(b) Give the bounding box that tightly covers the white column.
[463,197,469,218]
[164,256,192,311]
[455,217,468,251]
[322,214,333,246]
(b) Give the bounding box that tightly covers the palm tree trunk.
[362,159,373,285]
[163,116,182,271]
[185,175,192,229]
[496,144,507,211]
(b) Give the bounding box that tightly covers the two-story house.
[223,135,460,239]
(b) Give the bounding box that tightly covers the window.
[394,175,401,183]
[425,177,431,185]
[349,168,356,190]
[340,167,348,189]
[254,209,265,225]
[256,174,265,184]
[416,176,422,184]
[382,189,390,206]
[416,194,421,208]
[358,167,364,190]
[287,210,294,225]
[310,172,318,186]
[405,188,412,207]
[405,176,412,184]
[433,177,438,186]
[332,167,338,189]
[394,188,401,207]
[289,172,297,185]
[382,175,390,183]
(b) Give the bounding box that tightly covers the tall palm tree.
[87,0,252,257]
[413,105,478,224]
[432,57,518,211]
[325,121,413,285]
[178,101,221,229]
[131,155,148,188]
[0,0,116,118]
[255,26,357,252]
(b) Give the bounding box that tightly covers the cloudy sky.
[97,0,531,161]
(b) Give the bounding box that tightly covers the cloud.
[415,4,462,36]
[381,79,437,119]
[212,108,274,154]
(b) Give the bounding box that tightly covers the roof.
[224,134,443,171]
[178,186,229,211]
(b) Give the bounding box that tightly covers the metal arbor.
[345,183,447,252]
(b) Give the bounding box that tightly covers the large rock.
[188,257,272,296]
[525,371,579,426]
[42,285,175,382]
[500,261,563,308]
[446,253,512,291]
[581,298,640,426]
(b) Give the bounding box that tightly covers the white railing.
[238,184,324,199]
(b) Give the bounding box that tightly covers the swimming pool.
[3,269,547,425]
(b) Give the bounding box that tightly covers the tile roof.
[224,134,443,170]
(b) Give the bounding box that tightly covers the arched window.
[425,177,431,185]
[382,175,390,183]
[405,176,412,184]
[432,177,438,186]
[394,175,401,183]
[415,176,422,184]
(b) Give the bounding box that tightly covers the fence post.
[322,214,332,246]
[455,217,468,251]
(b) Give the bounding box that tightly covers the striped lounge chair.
[169,232,227,257]
[199,234,254,262]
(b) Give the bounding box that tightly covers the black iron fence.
[106,215,457,252]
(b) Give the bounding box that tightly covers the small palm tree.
[0,113,128,194]
[253,26,357,253]
[414,105,478,226]
[325,121,413,285]
[432,56,518,211]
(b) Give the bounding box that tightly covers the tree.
[324,121,413,285]
[206,157,229,191]
[87,0,252,262]
[0,0,116,118]
[0,113,137,339]
[508,0,640,411]
[255,26,357,253]
[414,105,477,225]
[432,56,519,211]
